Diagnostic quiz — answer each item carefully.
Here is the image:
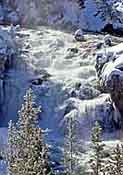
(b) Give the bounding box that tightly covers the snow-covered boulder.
[104,35,112,47]
[74,29,84,41]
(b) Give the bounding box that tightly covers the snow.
[95,42,123,85]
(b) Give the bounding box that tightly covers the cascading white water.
[1,0,123,174]
[0,27,104,136]
[1,26,122,140]
[1,26,122,175]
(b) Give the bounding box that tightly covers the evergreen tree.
[7,88,51,175]
[89,122,105,175]
[63,109,83,175]
[105,143,123,175]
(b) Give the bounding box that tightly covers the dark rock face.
[102,24,123,37]
[30,70,51,86]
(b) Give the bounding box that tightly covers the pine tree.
[63,109,83,175]
[7,88,51,175]
[105,143,123,175]
[89,122,105,175]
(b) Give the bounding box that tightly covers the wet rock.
[104,35,112,47]
[35,69,51,79]
[24,43,31,49]
[63,102,76,116]
[95,51,116,79]
[74,29,84,42]
[65,47,80,59]
[30,69,51,86]
[75,82,81,90]
[31,78,43,86]
[70,90,77,97]
[79,84,100,100]
[67,47,79,54]
[96,42,104,50]
[102,24,123,37]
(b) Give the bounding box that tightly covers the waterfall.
[0,2,123,174]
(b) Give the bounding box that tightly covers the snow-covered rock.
[95,42,123,88]
[74,29,85,41]
[95,38,123,126]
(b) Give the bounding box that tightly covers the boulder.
[30,69,51,86]
[104,35,112,47]
[74,29,84,42]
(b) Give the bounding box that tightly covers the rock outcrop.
[95,40,123,129]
